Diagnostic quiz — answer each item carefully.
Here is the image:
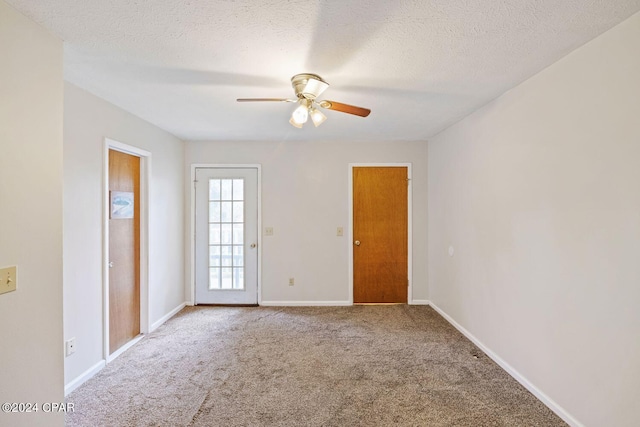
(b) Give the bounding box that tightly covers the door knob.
[108,262,114,268]
[354,240,361,246]
[250,243,257,249]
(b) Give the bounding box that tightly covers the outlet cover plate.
[65,338,76,357]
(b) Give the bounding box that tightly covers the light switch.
[265,227,274,236]
[337,227,344,237]
[0,266,17,295]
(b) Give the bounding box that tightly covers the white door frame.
[348,163,413,304]
[103,138,151,362]
[190,164,262,305]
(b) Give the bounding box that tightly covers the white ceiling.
[7,0,640,141]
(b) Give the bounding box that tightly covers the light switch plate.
[0,266,17,295]
[265,227,274,236]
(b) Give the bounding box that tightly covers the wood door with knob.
[109,149,140,354]
[353,167,408,303]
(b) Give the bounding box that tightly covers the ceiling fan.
[237,73,371,128]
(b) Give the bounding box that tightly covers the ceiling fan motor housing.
[237,73,370,119]
[291,73,329,100]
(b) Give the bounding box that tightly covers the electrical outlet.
[65,338,76,357]
[0,266,17,295]
[265,227,274,236]
[337,227,344,236]
[289,277,295,286]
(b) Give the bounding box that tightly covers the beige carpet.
[66,306,566,426]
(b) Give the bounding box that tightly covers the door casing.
[103,138,150,362]
[348,163,413,304]
[189,164,262,305]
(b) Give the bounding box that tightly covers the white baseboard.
[150,301,187,331]
[260,300,352,306]
[64,360,106,396]
[428,302,583,427]
[107,334,144,363]
[261,300,433,307]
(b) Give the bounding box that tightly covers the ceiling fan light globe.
[291,104,309,125]
[310,108,327,127]
[289,117,303,128]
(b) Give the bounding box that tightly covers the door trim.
[103,138,151,362]
[348,163,413,304]
[189,164,262,305]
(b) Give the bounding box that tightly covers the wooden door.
[109,149,140,354]
[353,167,408,303]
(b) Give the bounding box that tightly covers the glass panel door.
[195,168,258,305]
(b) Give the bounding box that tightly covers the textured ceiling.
[6,0,640,141]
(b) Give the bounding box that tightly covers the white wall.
[63,83,185,388]
[0,2,64,426]
[428,11,640,427]
[186,140,428,304]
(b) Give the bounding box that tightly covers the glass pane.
[233,179,244,200]
[209,268,220,290]
[221,245,232,266]
[233,268,244,289]
[221,180,232,200]
[233,245,244,267]
[221,202,232,222]
[221,224,232,244]
[207,176,249,293]
[232,201,244,222]
[221,268,233,289]
[209,224,221,244]
[209,201,220,222]
[209,179,220,201]
[233,223,243,245]
[209,245,221,267]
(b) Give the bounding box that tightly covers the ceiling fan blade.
[318,100,371,117]
[237,98,296,102]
